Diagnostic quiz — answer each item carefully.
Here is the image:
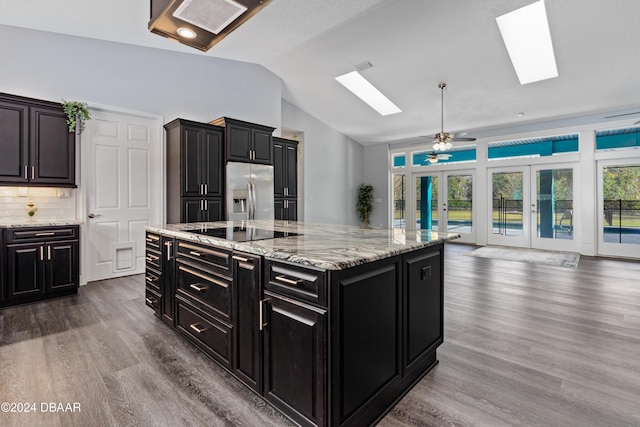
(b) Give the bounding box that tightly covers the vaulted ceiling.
[2,0,639,146]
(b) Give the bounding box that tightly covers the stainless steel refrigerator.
[226,162,274,221]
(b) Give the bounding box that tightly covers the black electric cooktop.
[185,226,300,242]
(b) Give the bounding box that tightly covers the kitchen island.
[145,220,459,427]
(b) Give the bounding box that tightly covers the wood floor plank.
[2,243,640,426]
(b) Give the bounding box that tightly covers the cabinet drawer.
[145,232,161,251]
[176,240,231,277]
[176,261,232,322]
[145,249,161,271]
[145,268,161,293]
[145,288,161,317]
[176,296,232,369]
[265,260,327,306]
[6,226,78,243]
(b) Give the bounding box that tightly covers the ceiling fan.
[432,83,476,151]
[426,151,451,164]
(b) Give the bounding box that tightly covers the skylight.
[335,71,401,116]
[496,0,558,85]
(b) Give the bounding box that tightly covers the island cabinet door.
[232,252,262,392]
[262,291,326,427]
[403,245,443,376]
[329,256,403,427]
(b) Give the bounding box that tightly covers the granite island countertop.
[0,219,83,229]
[147,220,460,270]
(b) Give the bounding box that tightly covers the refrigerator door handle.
[247,182,254,220]
[253,182,257,219]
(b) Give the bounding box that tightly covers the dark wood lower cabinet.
[233,252,262,392]
[263,291,326,427]
[145,233,444,427]
[2,226,79,307]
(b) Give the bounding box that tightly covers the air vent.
[173,0,248,35]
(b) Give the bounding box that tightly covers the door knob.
[88,213,101,218]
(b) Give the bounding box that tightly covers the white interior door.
[82,108,162,283]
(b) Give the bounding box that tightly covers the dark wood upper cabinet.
[30,106,75,186]
[0,93,75,187]
[165,118,224,223]
[0,100,28,183]
[273,137,298,198]
[210,117,275,165]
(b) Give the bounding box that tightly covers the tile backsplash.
[0,187,76,222]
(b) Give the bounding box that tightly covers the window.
[488,134,578,160]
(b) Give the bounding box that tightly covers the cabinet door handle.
[36,232,56,236]
[47,245,51,260]
[275,275,303,286]
[31,166,35,180]
[189,323,207,334]
[24,165,28,180]
[40,246,44,261]
[204,199,208,211]
[189,283,208,292]
[204,183,208,194]
[259,299,270,331]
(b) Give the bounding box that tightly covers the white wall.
[0,24,282,132]
[363,143,390,229]
[1,25,367,227]
[282,100,364,225]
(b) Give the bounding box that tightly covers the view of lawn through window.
[603,165,640,244]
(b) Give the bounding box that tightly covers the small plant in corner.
[357,183,374,228]
[61,100,91,135]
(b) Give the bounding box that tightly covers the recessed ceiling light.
[496,0,558,85]
[177,27,197,39]
[335,71,401,116]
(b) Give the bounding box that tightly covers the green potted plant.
[356,183,374,228]
[62,100,91,135]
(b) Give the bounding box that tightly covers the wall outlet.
[57,188,71,198]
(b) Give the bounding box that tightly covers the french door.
[488,164,578,251]
[413,170,475,243]
[597,159,640,258]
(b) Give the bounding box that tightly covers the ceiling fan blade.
[452,137,476,142]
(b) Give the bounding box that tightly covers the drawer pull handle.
[180,243,229,261]
[145,297,157,305]
[146,255,158,262]
[190,283,208,292]
[189,323,207,334]
[189,250,201,257]
[35,232,56,236]
[146,236,159,242]
[233,255,249,262]
[275,275,303,286]
[146,276,157,282]
[179,266,228,288]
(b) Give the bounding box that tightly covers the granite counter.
[146,220,459,270]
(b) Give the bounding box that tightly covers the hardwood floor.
[1,243,639,426]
